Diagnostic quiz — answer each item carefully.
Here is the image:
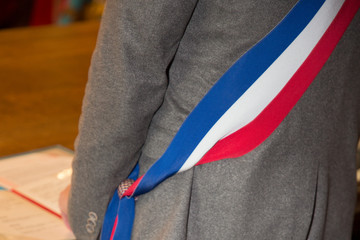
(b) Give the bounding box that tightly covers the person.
[59,0,360,239]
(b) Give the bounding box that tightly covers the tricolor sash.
[100,0,360,239]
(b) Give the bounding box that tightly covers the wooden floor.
[0,21,100,157]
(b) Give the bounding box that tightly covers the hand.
[59,184,71,230]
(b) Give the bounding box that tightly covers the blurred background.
[0,0,104,155]
[0,0,104,29]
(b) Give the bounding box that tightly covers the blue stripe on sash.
[134,0,325,196]
[100,189,120,240]
[100,164,139,240]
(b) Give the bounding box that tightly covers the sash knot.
[117,179,135,198]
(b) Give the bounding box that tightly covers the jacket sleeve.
[68,0,198,238]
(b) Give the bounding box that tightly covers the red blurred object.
[30,0,54,26]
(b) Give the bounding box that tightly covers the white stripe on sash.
[178,0,344,172]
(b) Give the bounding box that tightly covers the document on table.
[0,146,75,239]
[0,146,73,215]
[0,191,74,240]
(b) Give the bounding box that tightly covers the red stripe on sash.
[110,216,118,240]
[123,176,143,197]
[197,0,359,165]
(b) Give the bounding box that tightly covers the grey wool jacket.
[68,0,360,239]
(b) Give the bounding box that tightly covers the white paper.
[0,147,73,215]
[0,191,74,240]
